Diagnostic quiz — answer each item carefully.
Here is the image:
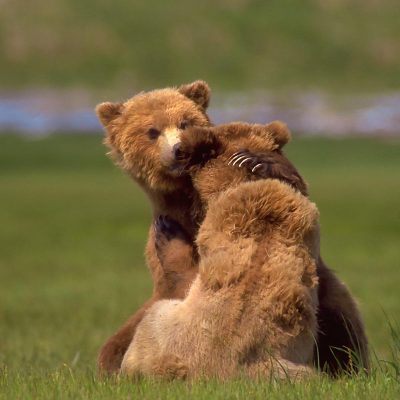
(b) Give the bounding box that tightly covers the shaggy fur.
[121,178,320,380]
[96,82,368,376]
[173,122,368,375]
[95,81,210,373]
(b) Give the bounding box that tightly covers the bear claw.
[228,150,276,177]
[228,150,308,195]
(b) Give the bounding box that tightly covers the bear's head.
[173,121,308,199]
[96,80,211,192]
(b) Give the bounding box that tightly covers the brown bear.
[176,122,370,376]
[96,81,368,376]
[120,122,320,380]
[95,81,210,373]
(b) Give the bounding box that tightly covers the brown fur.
[121,178,320,380]
[176,122,303,203]
[176,122,369,375]
[96,81,210,373]
[315,259,369,375]
[96,82,368,376]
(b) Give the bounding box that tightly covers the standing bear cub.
[121,122,320,380]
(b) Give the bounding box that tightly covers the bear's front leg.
[153,215,198,298]
[176,126,222,168]
[228,150,308,196]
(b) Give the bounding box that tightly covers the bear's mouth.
[167,148,193,176]
[168,162,188,177]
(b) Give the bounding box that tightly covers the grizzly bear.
[120,122,320,380]
[95,81,210,373]
[176,122,370,376]
[96,81,368,376]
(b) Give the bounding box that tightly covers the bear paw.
[228,150,277,175]
[228,150,307,195]
[154,215,191,260]
[176,126,222,168]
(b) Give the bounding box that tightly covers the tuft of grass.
[0,133,399,398]
[0,366,399,400]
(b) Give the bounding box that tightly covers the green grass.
[0,134,399,398]
[1,0,400,92]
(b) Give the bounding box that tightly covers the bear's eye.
[148,128,161,140]
[179,120,190,130]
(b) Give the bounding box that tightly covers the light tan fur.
[176,121,369,375]
[121,180,320,380]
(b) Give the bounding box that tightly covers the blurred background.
[1,0,400,134]
[0,0,399,380]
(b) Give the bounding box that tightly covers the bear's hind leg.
[97,216,198,375]
[121,352,189,380]
[314,259,369,376]
[245,358,315,381]
[97,300,153,374]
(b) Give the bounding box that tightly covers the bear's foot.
[228,150,307,195]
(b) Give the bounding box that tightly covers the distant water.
[0,90,399,136]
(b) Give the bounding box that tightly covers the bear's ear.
[96,102,123,127]
[178,80,210,109]
[268,120,291,149]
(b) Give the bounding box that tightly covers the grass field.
[0,133,399,398]
[1,0,400,92]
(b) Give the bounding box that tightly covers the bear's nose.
[173,143,184,160]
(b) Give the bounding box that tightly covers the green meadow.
[0,134,399,398]
[1,0,400,92]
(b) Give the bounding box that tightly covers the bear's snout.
[173,143,185,161]
[159,127,183,167]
